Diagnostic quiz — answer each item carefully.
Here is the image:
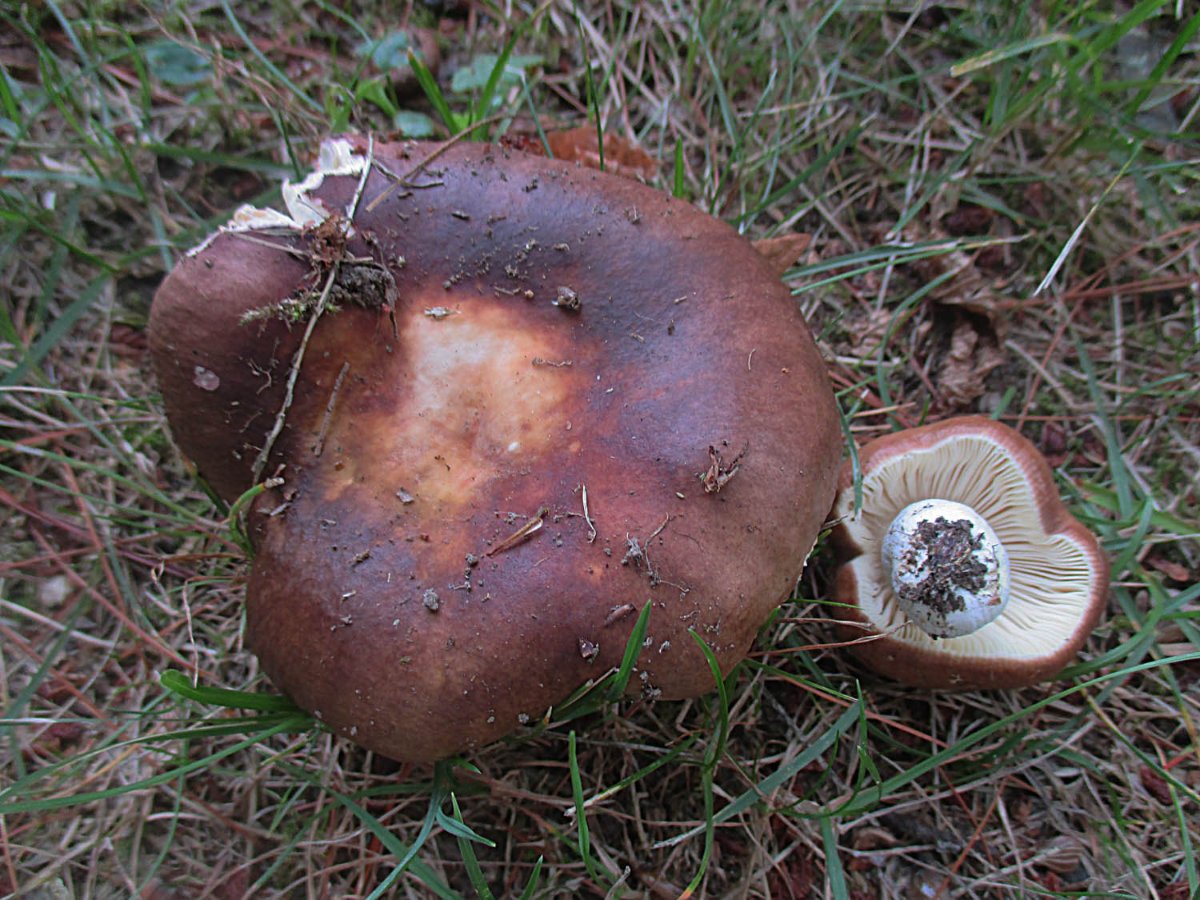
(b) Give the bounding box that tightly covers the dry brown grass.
[2,2,1198,897]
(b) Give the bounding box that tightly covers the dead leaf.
[109,322,149,359]
[499,131,545,155]
[1160,882,1197,900]
[0,37,39,76]
[851,826,899,851]
[942,203,994,235]
[840,307,893,360]
[545,127,659,181]
[1139,765,1172,804]
[903,225,1016,329]
[23,721,85,760]
[752,233,813,278]
[1146,555,1192,583]
[936,317,1005,409]
[1040,420,1069,466]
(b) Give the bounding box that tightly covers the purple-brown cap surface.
[149,137,843,762]
[830,416,1109,690]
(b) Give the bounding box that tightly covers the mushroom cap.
[830,416,1109,689]
[149,137,842,762]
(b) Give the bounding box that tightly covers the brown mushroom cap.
[149,137,842,762]
[830,416,1109,690]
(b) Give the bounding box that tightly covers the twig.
[580,484,597,543]
[227,232,312,257]
[701,444,747,494]
[622,515,677,590]
[311,361,350,457]
[250,137,376,483]
[486,506,549,557]
[364,113,509,213]
[648,514,671,542]
[346,134,376,220]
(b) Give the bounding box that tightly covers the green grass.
[2,0,1198,896]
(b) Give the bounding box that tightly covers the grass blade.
[159,670,303,713]
[220,0,321,112]
[605,600,653,701]
[450,793,495,899]
[410,48,459,133]
[2,274,110,387]
[569,729,608,888]
[821,815,848,899]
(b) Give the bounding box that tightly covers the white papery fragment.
[187,138,366,256]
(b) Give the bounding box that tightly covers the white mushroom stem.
[880,498,1011,639]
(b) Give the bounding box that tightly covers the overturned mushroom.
[149,136,843,762]
[830,416,1108,689]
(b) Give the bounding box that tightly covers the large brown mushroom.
[149,136,842,763]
